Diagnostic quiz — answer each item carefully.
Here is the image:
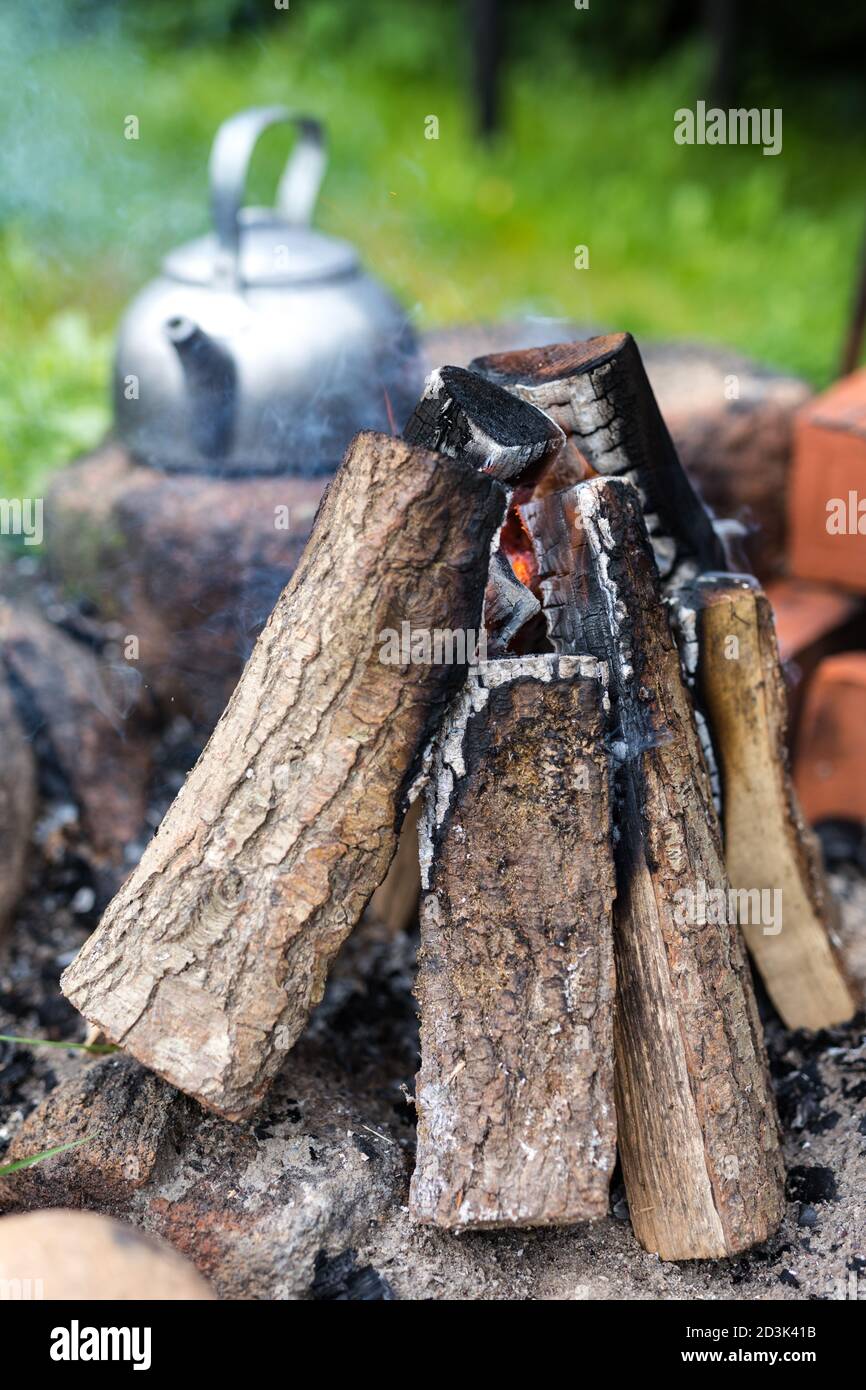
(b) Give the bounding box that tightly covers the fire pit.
[2,323,864,1302]
[46,331,858,1266]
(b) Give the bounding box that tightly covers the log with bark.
[410,653,617,1229]
[473,332,728,582]
[685,573,859,1030]
[521,478,785,1260]
[61,432,508,1120]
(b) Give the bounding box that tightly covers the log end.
[471,332,630,386]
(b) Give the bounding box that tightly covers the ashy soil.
[0,554,864,1301]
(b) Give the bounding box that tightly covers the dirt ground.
[1,705,863,1299]
[0,516,864,1299]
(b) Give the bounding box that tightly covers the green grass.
[1,4,863,495]
[0,1137,91,1178]
[0,1034,118,1055]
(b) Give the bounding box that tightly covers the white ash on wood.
[403,364,565,483]
[61,432,508,1121]
[410,654,617,1230]
[521,478,786,1260]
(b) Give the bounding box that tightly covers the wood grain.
[411,654,617,1229]
[62,432,507,1120]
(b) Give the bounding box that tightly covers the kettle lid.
[164,217,358,288]
[164,106,357,288]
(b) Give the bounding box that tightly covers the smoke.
[0,2,203,278]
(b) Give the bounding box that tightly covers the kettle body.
[113,108,420,476]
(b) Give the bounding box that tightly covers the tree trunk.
[521,479,785,1260]
[62,432,507,1121]
[687,574,859,1029]
[411,654,618,1229]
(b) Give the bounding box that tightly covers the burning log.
[522,479,785,1260]
[410,654,617,1229]
[61,432,507,1121]
[0,667,36,936]
[473,333,727,581]
[403,364,565,483]
[483,549,541,655]
[687,574,859,1029]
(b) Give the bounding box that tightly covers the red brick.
[789,369,866,593]
[794,652,866,825]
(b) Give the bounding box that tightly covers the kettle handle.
[209,106,326,275]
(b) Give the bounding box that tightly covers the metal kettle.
[113,106,419,475]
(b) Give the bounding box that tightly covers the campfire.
[52,331,859,1264]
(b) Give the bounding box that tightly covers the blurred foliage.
[1,0,864,495]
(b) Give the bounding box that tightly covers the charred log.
[473,333,727,582]
[521,479,785,1260]
[403,365,565,483]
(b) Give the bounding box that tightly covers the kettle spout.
[165,316,237,463]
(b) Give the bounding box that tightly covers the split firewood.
[61,432,508,1121]
[685,573,858,1030]
[410,654,617,1229]
[521,479,785,1261]
[0,666,36,936]
[0,601,150,877]
[403,364,565,483]
[483,549,541,655]
[473,333,727,581]
[365,797,421,938]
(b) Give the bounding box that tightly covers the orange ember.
[510,552,533,587]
